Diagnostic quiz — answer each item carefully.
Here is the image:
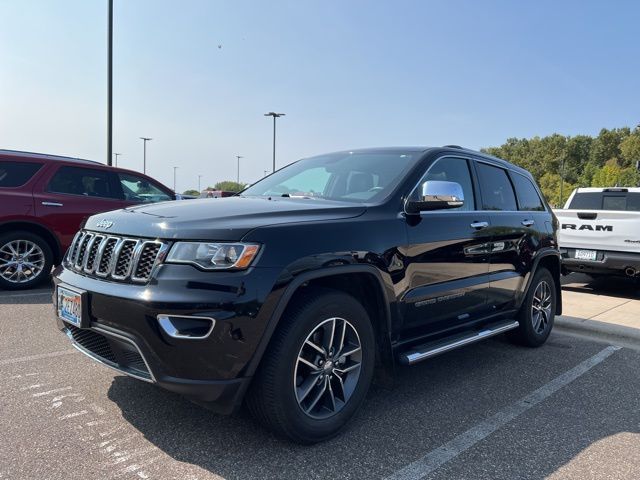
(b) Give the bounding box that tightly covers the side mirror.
[406,180,464,213]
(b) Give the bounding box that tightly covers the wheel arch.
[525,250,562,315]
[245,265,396,378]
[0,220,62,264]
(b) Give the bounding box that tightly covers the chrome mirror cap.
[420,180,464,206]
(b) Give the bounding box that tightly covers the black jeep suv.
[53,146,561,443]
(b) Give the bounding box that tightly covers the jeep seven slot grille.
[66,230,166,283]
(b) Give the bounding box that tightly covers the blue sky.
[1,0,639,192]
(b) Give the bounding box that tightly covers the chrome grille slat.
[75,233,93,269]
[67,231,83,263]
[65,230,166,283]
[95,237,118,277]
[83,235,104,273]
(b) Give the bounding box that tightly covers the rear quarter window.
[0,161,44,187]
[510,172,545,211]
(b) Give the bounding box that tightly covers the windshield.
[568,191,640,211]
[241,151,418,203]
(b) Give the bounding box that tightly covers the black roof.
[0,149,102,165]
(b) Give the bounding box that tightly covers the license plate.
[57,286,83,327]
[574,249,597,261]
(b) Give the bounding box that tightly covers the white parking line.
[385,345,621,480]
[0,350,75,366]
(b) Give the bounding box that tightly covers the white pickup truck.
[554,187,640,278]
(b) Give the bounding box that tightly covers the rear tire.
[246,288,375,444]
[0,231,53,290]
[507,267,556,347]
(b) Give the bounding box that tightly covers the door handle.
[41,201,64,207]
[470,221,489,229]
[521,219,535,227]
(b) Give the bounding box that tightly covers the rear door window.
[47,166,118,199]
[0,161,44,187]
[476,163,517,211]
[510,172,545,211]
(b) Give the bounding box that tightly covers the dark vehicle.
[0,150,175,289]
[52,146,561,443]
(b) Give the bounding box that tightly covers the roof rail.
[442,145,464,149]
[0,149,102,165]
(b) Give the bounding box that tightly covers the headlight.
[166,242,260,270]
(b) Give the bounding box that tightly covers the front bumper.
[560,248,640,276]
[53,262,283,413]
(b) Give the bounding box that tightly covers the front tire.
[507,267,556,347]
[0,231,53,290]
[246,288,375,444]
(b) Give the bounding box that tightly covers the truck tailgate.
[555,209,640,253]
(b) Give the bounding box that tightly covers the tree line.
[482,126,640,207]
[183,126,640,207]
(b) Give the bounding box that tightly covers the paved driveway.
[1,280,639,479]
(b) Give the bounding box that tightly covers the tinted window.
[416,157,475,211]
[510,173,545,211]
[241,151,417,203]
[48,166,116,198]
[118,173,172,203]
[0,161,43,187]
[476,163,517,211]
[569,192,640,211]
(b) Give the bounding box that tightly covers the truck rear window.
[568,192,640,211]
[0,161,44,187]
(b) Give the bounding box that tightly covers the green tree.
[212,181,246,192]
[620,133,640,168]
[182,189,200,196]
[538,172,575,208]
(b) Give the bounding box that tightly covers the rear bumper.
[560,248,640,276]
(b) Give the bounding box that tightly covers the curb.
[555,315,640,345]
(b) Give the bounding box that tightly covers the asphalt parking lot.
[1,277,639,480]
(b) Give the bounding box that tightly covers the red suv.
[0,150,175,289]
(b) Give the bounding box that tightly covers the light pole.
[264,112,285,172]
[236,155,243,184]
[140,137,152,173]
[198,174,202,192]
[559,157,565,207]
[113,152,121,167]
[173,166,178,192]
[107,0,113,166]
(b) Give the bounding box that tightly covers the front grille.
[66,324,152,381]
[66,230,167,283]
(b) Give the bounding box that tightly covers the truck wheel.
[0,231,53,290]
[507,267,556,347]
[246,288,375,444]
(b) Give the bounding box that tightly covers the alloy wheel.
[531,280,553,334]
[0,240,46,284]
[293,317,362,419]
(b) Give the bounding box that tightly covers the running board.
[399,320,519,365]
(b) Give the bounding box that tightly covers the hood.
[84,196,366,241]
